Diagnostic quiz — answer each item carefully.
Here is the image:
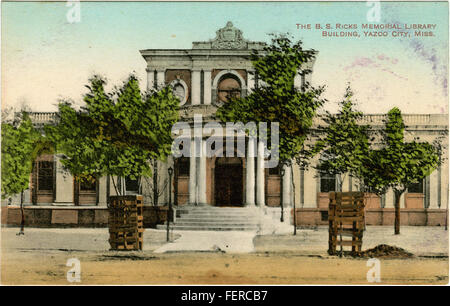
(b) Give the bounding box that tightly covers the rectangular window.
[177,158,189,176]
[320,174,336,193]
[37,161,54,191]
[80,178,97,192]
[408,180,424,193]
[321,210,329,221]
[269,165,281,176]
[125,177,139,193]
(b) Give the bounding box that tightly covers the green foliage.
[216,34,326,164]
[313,86,370,189]
[1,112,40,198]
[359,107,440,195]
[45,74,179,192]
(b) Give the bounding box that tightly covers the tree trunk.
[19,191,25,235]
[106,175,111,207]
[31,162,37,205]
[394,191,402,235]
[74,180,80,206]
[291,164,297,236]
[117,177,125,196]
[111,176,119,196]
[337,174,345,192]
[153,160,159,206]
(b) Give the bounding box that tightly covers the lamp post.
[167,166,174,242]
[280,167,285,222]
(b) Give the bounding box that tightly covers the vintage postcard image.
[1,1,449,288]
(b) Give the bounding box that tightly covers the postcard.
[1,0,448,290]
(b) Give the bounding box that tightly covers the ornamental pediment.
[192,21,266,50]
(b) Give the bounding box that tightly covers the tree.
[216,34,326,233]
[46,74,179,202]
[313,85,370,191]
[45,100,105,204]
[1,111,41,234]
[358,107,440,235]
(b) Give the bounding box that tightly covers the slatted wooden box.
[108,195,144,251]
[328,192,365,255]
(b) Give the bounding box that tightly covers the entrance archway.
[214,157,243,206]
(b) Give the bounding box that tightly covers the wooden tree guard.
[109,195,144,251]
[328,192,365,255]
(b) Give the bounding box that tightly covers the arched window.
[170,79,188,106]
[217,75,241,103]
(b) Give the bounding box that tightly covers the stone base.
[2,206,447,228]
[291,208,448,227]
[2,205,171,228]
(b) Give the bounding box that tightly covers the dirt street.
[1,249,448,285]
[1,227,448,285]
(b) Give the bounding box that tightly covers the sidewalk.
[154,231,256,253]
[1,226,448,256]
[253,226,449,256]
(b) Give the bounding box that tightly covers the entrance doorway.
[214,157,243,206]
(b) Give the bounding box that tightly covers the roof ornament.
[211,21,247,49]
[192,21,266,50]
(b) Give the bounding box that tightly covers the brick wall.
[1,206,170,228]
[291,208,447,227]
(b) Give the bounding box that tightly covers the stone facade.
[3,22,449,227]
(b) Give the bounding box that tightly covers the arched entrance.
[214,157,243,206]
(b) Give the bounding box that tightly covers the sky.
[1,1,448,114]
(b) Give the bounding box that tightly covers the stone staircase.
[156,205,291,233]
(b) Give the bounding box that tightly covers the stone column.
[54,154,74,205]
[245,137,256,206]
[189,139,197,205]
[146,68,155,90]
[109,176,118,196]
[440,159,448,210]
[23,189,31,205]
[191,69,201,105]
[400,192,405,209]
[429,170,439,208]
[203,70,212,105]
[256,140,265,206]
[198,139,207,205]
[303,167,317,208]
[247,70,255,94]
[98,176,107,206]
[294,69,302,88]
[341,173,350,192]
[156,69,165,90]
[282,164,291,207]
[385,188,394,208]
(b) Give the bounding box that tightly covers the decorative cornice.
[192,21,266,50]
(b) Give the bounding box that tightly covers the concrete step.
[170,221,259,226]
[157,224,258,231]
[162,206,269,231]
[178,216,259,222]
[177,207,259,212]
[178,210,260,216]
